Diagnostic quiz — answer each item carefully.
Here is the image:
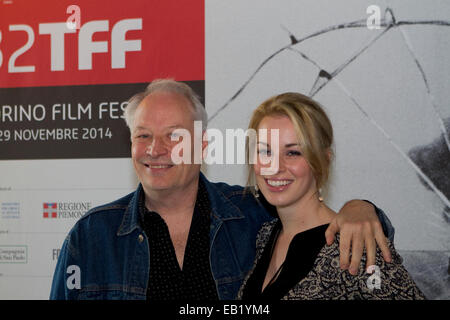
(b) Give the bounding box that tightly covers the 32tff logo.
[0,17,142,73]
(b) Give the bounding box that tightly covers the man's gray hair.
[123,79,208,132]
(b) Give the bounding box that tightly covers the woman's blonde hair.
[247,92,333,192]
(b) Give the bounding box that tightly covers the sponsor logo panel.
[1,202,20,219]
[0,245,28,264]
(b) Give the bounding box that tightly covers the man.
[50,79,394,300]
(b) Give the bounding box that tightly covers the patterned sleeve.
[344,240,426,300]
[348,241,426,300]
[282,235,426,300]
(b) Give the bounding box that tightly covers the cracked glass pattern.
[206,0,450,299]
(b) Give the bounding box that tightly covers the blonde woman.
[238,92,425,300]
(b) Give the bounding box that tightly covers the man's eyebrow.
[134,125,184,131]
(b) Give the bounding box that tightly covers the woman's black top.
[241,220,329,300]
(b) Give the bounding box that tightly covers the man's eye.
[258,149,271,156]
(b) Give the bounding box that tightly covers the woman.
[238,92,425,300]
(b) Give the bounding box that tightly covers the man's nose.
[146,137,169,158]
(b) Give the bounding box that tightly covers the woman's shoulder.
[296,234,426,300]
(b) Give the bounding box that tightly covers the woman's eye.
[287,150,301,156]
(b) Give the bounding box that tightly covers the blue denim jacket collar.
[116,184,142,237]
[199,173,245,222]
[116,172,245,237]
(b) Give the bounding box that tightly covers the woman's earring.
[254,184,260,198]
[318,188,323,202]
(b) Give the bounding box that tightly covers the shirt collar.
[117,173,245,236]
[199,172,244,221]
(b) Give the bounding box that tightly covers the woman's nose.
[260,152,284,176]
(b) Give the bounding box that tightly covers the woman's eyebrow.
[285,143,300,148]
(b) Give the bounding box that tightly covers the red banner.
[0,0,204,159]
[0,0,204,88]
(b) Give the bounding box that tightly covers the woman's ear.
[326,148,333,162]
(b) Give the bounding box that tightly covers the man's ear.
[201,130,208,160]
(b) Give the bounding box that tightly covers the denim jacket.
[49,173,394,300]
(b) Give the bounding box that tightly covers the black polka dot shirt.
[139,180,219,300]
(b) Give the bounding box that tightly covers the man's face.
[131,91,200,193]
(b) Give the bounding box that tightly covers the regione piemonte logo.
[42,202,91,219]
[43,202,58,218]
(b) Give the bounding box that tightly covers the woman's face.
[254,115,317,209]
